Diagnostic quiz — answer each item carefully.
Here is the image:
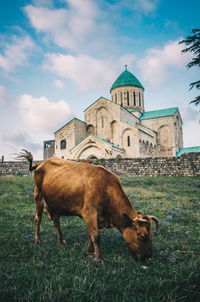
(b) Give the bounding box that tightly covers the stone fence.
[97,152,200,177]
[0,153,199,177]
[0,161,41,177]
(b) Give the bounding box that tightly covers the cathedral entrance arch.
[75,145,105,160]
[87,155,98,160]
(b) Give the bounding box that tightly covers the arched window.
[87,124,94,135]
[133,91,136,106]
[102,116,104,128]
[120,92,123,105]
[139,93,141,107]
[111,120,117,143]
[115,94,117,103]
[127,91,129,106]
[60,139,66,150]
[127,136,130,146]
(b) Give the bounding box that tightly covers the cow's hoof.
[93,257,104,265]
[35,239,42,244]
[58,240,67,246]
[88,252,95,258]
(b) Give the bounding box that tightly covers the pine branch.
[179,28,200,106]
[190,95,200,106]
[189,80,200,90]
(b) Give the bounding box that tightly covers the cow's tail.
[16,149,40,171]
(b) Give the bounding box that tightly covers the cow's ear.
[123,213,136,229]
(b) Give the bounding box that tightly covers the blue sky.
[0,0,199,159]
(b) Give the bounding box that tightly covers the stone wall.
[0,153,199,177]
[96,152,200,177]
[0,161,42,177]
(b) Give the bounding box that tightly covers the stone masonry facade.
[44,69,184,161]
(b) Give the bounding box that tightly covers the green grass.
[0,176,200,302]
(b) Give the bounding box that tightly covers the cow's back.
[34,158,116,215]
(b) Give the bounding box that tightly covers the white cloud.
[119,54,137,67]
[66,0,98,17]
[45,52,138,92]
[45,53,116,91]
[18,94,74,132]
[137,39,192,87]
[2,130,41,153]
[32,0,53,7]
[24,0,100,52]
[54,80,65,88]
[108,0,159,16]
[132,0,159,14]
[0,35,35,72]
[180,105,199,124]
[0,86,10,107]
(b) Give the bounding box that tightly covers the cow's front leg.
[82,209,104,263]
[87,235,94,258]
[52,214,66,245]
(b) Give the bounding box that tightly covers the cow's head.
[122,211,159,262]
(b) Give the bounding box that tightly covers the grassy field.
[0,176,200,302]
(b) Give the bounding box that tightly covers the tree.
[179,29,200,105]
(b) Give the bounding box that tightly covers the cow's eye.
[131,224,137,230]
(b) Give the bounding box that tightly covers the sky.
[0,0,199,160]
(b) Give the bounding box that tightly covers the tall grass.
[0,176,200,301]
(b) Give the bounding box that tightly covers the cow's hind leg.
[52,214,66,245]
[34,186,44,244]
[82,208,103,263]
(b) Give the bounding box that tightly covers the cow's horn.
[138,218,148,222]
[149,216,159,232]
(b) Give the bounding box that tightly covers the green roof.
[92,135,124,151]
[54,118,86,134]
[136,122,157,133]
[70,135,124,152]
[140,107,178,120]
[176,146,200,156]
[110,70,144,91]
[84,96,115,112]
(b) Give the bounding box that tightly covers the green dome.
[110,70,144,91]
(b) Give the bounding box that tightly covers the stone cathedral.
[43,68,183,160]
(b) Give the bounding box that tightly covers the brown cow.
[18,150,159,263]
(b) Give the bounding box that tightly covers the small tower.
[110,66,144,112]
